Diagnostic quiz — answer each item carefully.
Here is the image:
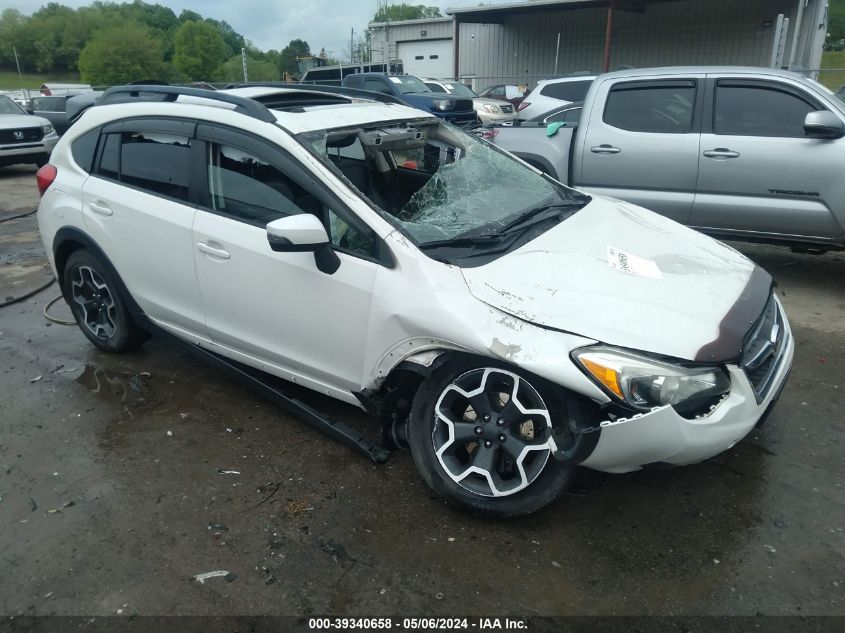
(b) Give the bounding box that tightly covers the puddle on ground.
[76,365,163,413]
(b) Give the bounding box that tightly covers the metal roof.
[447,0,684,23]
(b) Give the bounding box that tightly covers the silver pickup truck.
[482,66,845,252]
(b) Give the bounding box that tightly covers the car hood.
[0,113,50,128]
[473,97,513,109]
[460,196,772,363]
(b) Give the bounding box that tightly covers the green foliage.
[372,3,441,22]
[216,55,278,83]
[829,0,845,42]
[279,39,312,78]
[173,20,228,81]
[78,23,164,85]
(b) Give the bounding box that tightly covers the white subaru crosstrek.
[36,85,793,517]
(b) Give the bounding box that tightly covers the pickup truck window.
[365,78,391,94]
[604,80,696,134]
[714,82,818,138]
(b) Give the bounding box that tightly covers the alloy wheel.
[432,368,556,498]
[71,265,117,340]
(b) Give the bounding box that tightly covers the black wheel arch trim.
[53,226,147,321]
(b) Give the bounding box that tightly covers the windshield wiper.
[497,201,583,235]
[418,233,505,251]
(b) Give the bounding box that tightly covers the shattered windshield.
[299,119,588,256]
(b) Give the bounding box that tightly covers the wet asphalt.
[0,165,843,617]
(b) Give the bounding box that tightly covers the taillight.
[36,164,57,197]
[517,101,530,111]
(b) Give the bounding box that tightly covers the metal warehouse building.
[369,0,828,88]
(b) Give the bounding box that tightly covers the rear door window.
[714,81,819,137]
[120,132,191,201]
[604,80,697,133]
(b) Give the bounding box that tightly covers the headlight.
[481,104,501,114]
[432,99,453,112]
[571,346,731,417]
[41,124,55,136]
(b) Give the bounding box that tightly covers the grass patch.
[0,70,81,91]
[820,51,845,89]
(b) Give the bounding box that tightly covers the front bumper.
[579,300,794,474]
[0,134,58,164]
[477,110,518,125]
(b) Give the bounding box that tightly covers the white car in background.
[423,78,518,125]
[517,75,596,120]
[36,85,792,517]
[0,94,58,168]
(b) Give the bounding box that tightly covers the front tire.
[408,359,576,517]
[63,250,142,353]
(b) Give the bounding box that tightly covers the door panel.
[576,77,703,223]
[691,79,843,240]
[193,210,377,392]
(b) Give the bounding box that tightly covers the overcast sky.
[6,0,512,56]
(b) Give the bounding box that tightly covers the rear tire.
[62,250,143,353]
[408,358,575,517]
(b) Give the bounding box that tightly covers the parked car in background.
[28,95,73,135]
[36,84,792,516]
[483,66,845,252]
[39,83,93,96]
[341,73,476,125]
[0,94,58,167]
[527,101,583,125]
[423,78,517,125]
[517,75,595,120]
[477,84,526,109]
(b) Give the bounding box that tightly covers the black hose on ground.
[0,209,37,224]
[0,278,55,309]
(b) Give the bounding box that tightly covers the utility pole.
[241,47,249,83]
[351,28,354,63]
[12,46,27,101]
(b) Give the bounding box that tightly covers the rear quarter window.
[540,80,592,102]
[71,127,100,172]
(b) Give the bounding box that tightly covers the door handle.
[703,148,740,159]
[88,201,113,216]
[196,242,231,260]
[590,144,621,154]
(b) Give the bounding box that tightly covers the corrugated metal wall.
[456,0,802,88]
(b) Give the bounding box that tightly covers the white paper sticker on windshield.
[607,246,663,280]
[389,76,402,83]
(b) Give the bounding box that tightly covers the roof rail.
[224,82,405,107]
[98,84,276,123]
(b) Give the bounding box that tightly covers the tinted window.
[364,78,391,94]
[604,81,696,133]
[207,143,304,225]
[120,131,190,200]
[31,96,66,112]
[714,83,818,137]
[540,79,592,102]
[425,83,447,93]
[98,133,120,180]
[71,127,100,172]
[545,107,581,124]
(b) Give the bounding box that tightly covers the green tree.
[216,55,278,83]
[278,38,311,78]
[372,4,441,22]
[173,20,228,81]
[830,0,845,42]
[0,9,33,68]
[78,23,164,85]
[205,18,246,57]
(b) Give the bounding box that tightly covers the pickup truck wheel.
[63,250,143,353]
[408,359,575,517]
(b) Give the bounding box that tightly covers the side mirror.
[804,111,845,139]
[266,214,340,274]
